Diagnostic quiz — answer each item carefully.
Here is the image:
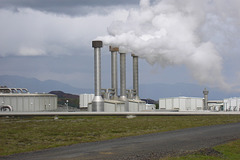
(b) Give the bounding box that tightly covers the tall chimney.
[110,46,119,100]
[203,88,209,110]
[119,52,129,111]
[132,54,140,100]
[92,40,104,112]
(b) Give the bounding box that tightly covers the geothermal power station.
[0,40,240,114]
[88,40,146,112]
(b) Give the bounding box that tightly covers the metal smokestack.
[203,88,209,110]
[110,46,119,100]
[92,40,104,112]
[119,52,129,111]
[132,54,140,100]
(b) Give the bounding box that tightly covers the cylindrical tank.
[92,41,104,112]
[110,46,119,100]
[132,54,140,100]
[119,52,129,111]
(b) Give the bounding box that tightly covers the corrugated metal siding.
[0,94,57,112]
[159,97,203,111]
[79,94,94,108]
[224,98,240,111]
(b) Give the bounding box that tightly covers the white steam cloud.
[98,0,240,91]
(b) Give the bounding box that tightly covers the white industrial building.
[0,87,57,112]
[79,94,94,109]
[159,97,203,111]
[224,98,240,111]
[146,104,156,110]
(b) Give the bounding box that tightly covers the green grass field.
[1,115,240,156]
[163,139,240,160]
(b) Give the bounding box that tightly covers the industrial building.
[89,41,146,112]
[158,88,240,112]
[0,87,57,112]
[159,97,203,111]
[145,103,156,110]
[79,94,94,109]
[224,97,240,111]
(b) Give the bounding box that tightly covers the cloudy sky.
[0,0,240,93]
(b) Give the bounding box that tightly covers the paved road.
[1,122,240,160]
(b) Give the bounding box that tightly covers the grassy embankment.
[0,115,240,156]
[162,139,240,160]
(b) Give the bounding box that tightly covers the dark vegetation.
[49,91,79,108]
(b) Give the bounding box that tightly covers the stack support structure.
[203,88,209,110]
[92,41,104,112]
[110,46,119,100]
[119,52,129,111]
[132,54,140,100]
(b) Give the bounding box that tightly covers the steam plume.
[98,0,240,91]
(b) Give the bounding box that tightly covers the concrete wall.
[88,100,146,112]
[104,101,125,112]
[88,100,125,112]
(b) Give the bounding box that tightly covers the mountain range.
[1,75,239,100]
[0,75,92,94]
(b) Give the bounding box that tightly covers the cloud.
[0,0,139,16]
[98,0,240,91]
[0,8,129,57]
[1,0,240,92]
[19,47,46,56]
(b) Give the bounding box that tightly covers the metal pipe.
[203,88,209,110]
[92,40,104,112]
[1,111,240,117]
[132,54,140,100]
[120,52,127,99]
[10,88,18,93]
[17,88,23,93]
[119,52,128,111]
[110,46,119,100]
[0,88,11,93]
[0,105,13,112]
[107,88,116,100]
[22,88,29,93]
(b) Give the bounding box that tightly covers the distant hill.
[49,91,79,108]
[1,75,239,101]
[49,91,78,99]
[0,75,93,94]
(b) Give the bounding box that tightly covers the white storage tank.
[159,97,203,111]
[79,94,94,109]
